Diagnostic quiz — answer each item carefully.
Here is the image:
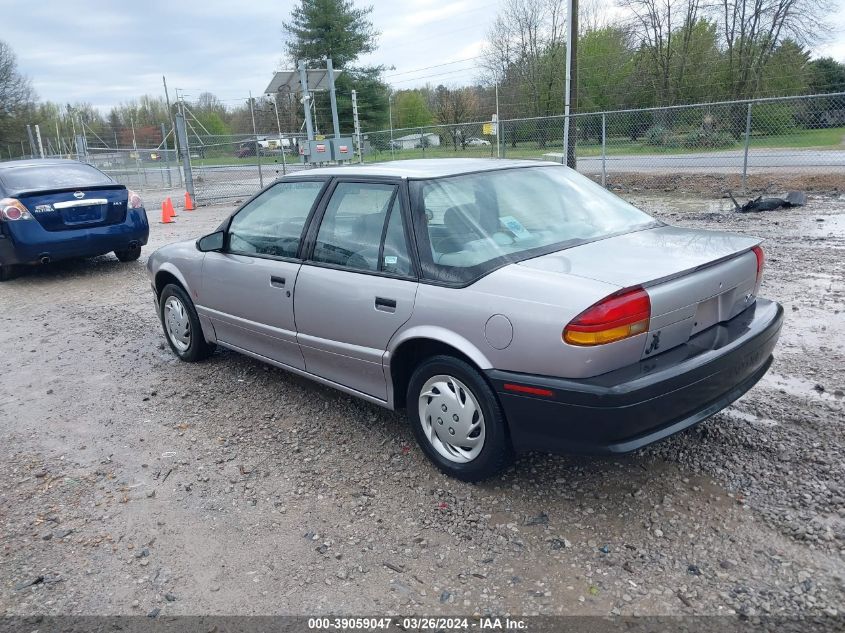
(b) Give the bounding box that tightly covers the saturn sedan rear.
[0,159,149,280]
[147,158,782,481]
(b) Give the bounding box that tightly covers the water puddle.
[759,372,842,401]
[722,408,780,427]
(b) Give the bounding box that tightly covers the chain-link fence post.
[175,113,194,200]
[249,94,264,189]
[742,103,753,191]
[160,123,172,188]
[74,134,87,163]
[601,113,607,187]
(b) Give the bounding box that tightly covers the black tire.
[158,283,215,362]
[0,264,21,281]
[407,355,513,481]
[114,245,142,262]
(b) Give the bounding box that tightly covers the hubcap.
[418,374,485,463]
[163,296,191,352]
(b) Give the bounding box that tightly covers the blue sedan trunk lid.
[18,186,129,232]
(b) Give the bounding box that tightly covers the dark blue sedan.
[0,159,150,280]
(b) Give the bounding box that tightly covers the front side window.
[411,165,658,283]
[311,182,401,273]
[228,180,324,258]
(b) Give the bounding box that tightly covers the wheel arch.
[387,327,493,410]
[153,263,192,299]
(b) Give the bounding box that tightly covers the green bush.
[644,125,670,146]
[753,103,797,135]
[682,130,736,149]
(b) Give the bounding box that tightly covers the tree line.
[1,0,844,158]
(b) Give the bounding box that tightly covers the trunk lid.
[18,185,129,232]
[519,225,762,359]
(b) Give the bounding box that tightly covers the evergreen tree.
[283,0,377,68]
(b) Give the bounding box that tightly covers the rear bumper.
[0,208,149,265]
[487,298,784,455]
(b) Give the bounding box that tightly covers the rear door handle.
[270,275,286,288]
[375,297,397,312]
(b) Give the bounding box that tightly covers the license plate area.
[62,205,105,224]
[54,198,108,225]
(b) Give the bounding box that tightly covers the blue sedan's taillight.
[0,198,34,221]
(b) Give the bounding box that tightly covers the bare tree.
[0,40,35,143]
[432,85,480,150]
[482,0,566,119]
[618,0,703,108]
[716,0,831,100]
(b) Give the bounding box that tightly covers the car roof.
[285,158,557,179]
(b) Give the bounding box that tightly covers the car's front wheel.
[114,246,142,262]
[159,284,215,362]
[407,355,513,481]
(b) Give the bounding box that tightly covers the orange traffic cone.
[165,196,177,218]
[160,200,174,224]
[184,191,195,211]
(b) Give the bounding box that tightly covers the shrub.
[644,125,670,146]
[682,130,736,149]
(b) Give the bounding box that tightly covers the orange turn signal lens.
[563,287,651,347]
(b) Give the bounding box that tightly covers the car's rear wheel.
[407,355,512,481]
[114,246,142,262]
[159,284,215,362]
[0,264,21,282]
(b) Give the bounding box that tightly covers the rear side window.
[311,182,398,272]
[0,163,114,193]
[228,180,324,258]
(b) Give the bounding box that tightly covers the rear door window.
[311,182,399,272]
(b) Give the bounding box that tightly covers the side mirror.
[196,230,224,252]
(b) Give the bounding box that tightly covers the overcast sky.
[3,0,844,111]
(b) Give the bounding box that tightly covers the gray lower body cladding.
[486,298,784,455]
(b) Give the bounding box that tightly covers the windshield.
[0,162,114,194]
[410,164,658,284]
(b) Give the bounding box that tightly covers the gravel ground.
[0,191,843,617]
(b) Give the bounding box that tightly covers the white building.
[392,133,441,150]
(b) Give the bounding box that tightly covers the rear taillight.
[0,198,34,221]
[563,287,651,346]
[128,190,143,209]
[752,245,764,291]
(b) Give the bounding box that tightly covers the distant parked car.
[0,159,149,281]
[147,159,782,480]
[466,137,491,146]
[237,142,257,158]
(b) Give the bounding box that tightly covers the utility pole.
[388,90,395,159]
[270,91,287,175]
[351,90,363,163]
[563,0,578,169]
[34,125,45,158]
[495,83,501,159]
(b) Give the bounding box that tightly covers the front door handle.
[375,297,397,312]
[270,275,286,288]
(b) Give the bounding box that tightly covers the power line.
[389,66,485,85]
[385,56,485,79]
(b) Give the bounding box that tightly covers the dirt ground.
[1,189,843,618]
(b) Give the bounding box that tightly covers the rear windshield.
[409,165,658,284]
[0,163,114,194]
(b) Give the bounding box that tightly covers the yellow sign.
[482,123,493,135]
[315,134,326,141]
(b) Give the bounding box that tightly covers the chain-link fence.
[183,133,310,203]
[364,93,845,188]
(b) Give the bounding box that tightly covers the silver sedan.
[147,159,783,480]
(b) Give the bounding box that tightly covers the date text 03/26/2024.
[306,617,528,630]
